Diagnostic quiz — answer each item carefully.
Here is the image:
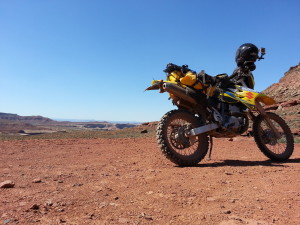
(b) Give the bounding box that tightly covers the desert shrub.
[0,126,156,141]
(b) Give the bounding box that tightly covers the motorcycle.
[145,50,294,166]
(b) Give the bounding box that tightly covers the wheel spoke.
[260,118,287,154]
[166,118,199,156]
[253,112,293,161]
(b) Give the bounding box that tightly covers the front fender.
[232,87,276,107]
[255,94,276,105]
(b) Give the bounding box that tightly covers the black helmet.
[235,43,259,68]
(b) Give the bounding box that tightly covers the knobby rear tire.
[156,109,209,166]
[253,112,294,161]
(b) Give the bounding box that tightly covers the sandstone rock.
[86,213,95,219]
[99,202,107,208]
[281,99,300,107]
[0,180,15,188]
[224,171,233,175]
[277,105,283,111]
[45,200,53,206]
[32,178,42,183]
[207,197,217,201]
[264,104,279,111]
[222,210,232,214]
[57,218,66,223]
[30,204,40,210]
[229,199,237,203]
[139,212,153,220]
[3,219,11,224]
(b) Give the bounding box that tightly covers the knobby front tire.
[253,112,294,161]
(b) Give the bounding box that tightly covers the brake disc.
[174,123,193,148]
[263,129,278,146]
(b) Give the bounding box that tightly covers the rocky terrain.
[0,137,299,225]
[262,63,300,135]
[263,63,300,103]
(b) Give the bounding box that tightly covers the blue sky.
[1,0,299,122]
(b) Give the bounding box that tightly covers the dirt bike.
[145,63,294,166]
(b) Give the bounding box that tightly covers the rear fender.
[145,80,177,92]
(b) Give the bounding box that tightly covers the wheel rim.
[166,118,200,156]
[258,118,288,155]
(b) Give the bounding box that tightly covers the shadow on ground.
[178,158,300,168]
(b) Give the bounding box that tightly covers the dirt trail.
[1,137,300,225]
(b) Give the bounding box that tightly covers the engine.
[223,105,244,130]
[211,103,249,138]
[224,115,244,132]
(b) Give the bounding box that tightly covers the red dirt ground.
[1,137,299,225]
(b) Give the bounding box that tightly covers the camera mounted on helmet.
[258,47,266,61]
[235,43,266,72]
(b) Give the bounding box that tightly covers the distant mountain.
[0,113,54,134]
[54,118,142,124]
[0,113,138,134]
[0,113,54,125]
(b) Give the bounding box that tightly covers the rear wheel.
[253,112,294,161]
[156,109,209,166]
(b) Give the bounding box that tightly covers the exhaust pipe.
[163,83,198,105]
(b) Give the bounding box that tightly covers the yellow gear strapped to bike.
[167,71,216,97]
[167,71,183,82]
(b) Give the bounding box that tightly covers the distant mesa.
[0,113,138,134]
[0,113,54,125]
[83,124,106,129]
[116,124,136,129]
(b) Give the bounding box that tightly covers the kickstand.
[207,135,213,160]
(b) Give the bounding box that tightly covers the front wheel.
[253,112,294,161]
[156,109,209,166]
